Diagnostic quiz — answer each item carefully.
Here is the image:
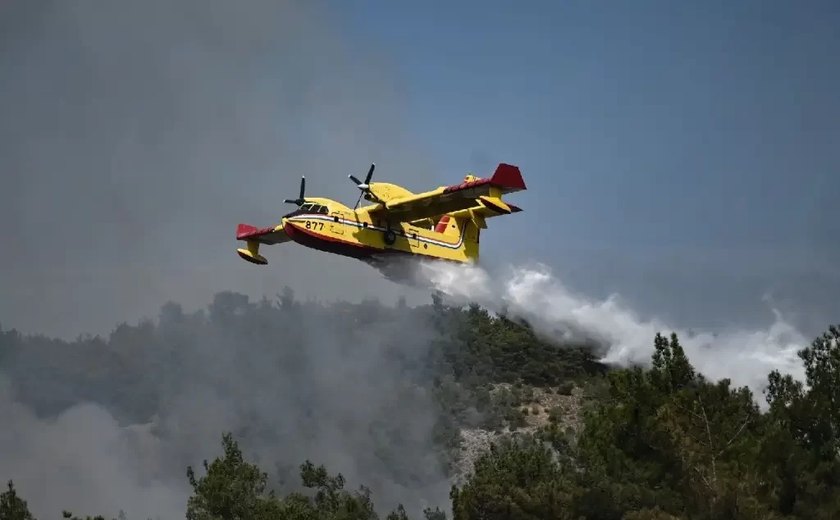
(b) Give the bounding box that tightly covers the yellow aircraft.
[235,162,526,269]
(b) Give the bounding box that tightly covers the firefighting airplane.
[235,162,526,268]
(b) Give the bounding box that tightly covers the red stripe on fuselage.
[283,221,384,259]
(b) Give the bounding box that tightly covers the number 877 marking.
[305,221,324,231]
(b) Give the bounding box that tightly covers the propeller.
[283,176,306,206]
[349,163,375,190]
[349,163,376,210]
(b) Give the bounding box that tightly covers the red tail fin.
[489,163,526,192]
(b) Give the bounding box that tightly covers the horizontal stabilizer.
[447,198,523,225]
[478,195,512,214]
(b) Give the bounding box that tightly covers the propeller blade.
[350,164,377,210]
[298,176,305,200]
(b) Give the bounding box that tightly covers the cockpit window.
[282,203,329,219]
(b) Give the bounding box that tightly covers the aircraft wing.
[236,223,291,244]
[235,223,290,265]
[371,163,526,223]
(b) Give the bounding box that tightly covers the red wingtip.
[237,223,276,240]
[489,163,526,191]
[237,223,258,240]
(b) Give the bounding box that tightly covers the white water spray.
[415,260,807,397]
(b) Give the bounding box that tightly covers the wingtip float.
[234,162,526,269]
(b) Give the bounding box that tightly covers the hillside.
[1,289,838,519]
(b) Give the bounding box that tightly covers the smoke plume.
[0,0,430,339]
[0,294,452,519]
[0,2,447,517]
[417,260,808,396]
[0,376,186,519]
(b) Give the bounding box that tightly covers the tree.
[184,433,408,520]
[649,332,695,393]
[576,332,775,518]
[292,460,378,520]
[186,433,282,520]
[0,481,34,520]
[656,377,766,518]
[450,435,574,520]
[762,324,840,518]
[61,512,111,520]
[422,507,447,520]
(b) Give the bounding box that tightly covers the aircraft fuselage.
[280,205,478,264]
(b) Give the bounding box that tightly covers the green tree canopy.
[0,481,34,520]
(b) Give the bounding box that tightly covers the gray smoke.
[0,294,453,519]
[0,0,431,339]
[0,377,186,519]
[1,2,450,517]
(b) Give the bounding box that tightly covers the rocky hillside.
[454,382,586,484]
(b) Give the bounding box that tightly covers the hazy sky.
[330,0,840,332]
[2,0,838,338]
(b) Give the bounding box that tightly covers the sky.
[2,0,839,338]
[331,0,840,333]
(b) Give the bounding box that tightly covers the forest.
[1,288,838,519]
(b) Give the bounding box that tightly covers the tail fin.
[488,163,526,193]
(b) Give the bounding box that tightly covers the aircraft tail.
[434,214,480,262]
[487,163,527,193]
[434,215,454,234]
[427,162,526,263]
[442,199,522,232]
